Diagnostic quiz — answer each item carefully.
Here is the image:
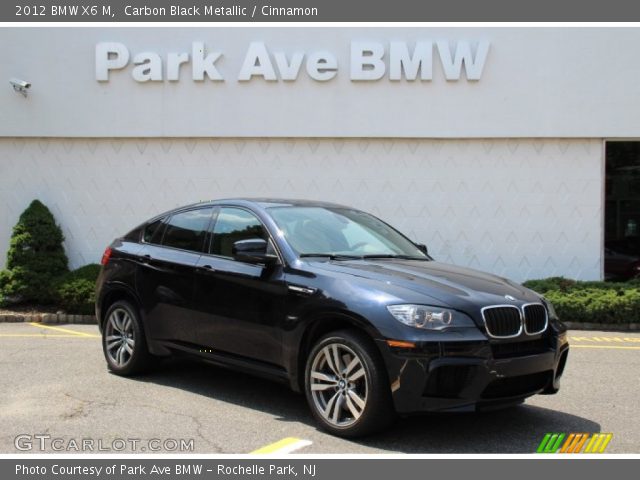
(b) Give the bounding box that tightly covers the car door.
[136,207,214,345]
[192,206,288,366]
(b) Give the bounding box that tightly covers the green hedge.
[523,277,640,324]
[0,200,68,304]
[0,200,101,314]
[52,264,101,315]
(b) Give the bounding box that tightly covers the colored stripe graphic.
[537,433,565,453]
[537,433,613,453]
[584,433,613,453]
[560,433,589,453]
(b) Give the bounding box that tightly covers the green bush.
[53,264,101,315]
[0,200,68,305]
[522,277,576,293]
[523,277,640,324]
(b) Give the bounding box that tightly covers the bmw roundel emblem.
[504,295,516,301]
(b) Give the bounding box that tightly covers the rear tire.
[304,329,395,437]
[102,300,152,376]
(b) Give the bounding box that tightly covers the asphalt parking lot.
[0,322,638,454]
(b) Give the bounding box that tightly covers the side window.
[211,208,268,257]
[124,226,143,242]
[161,208,213,252]
[143,218,165,245]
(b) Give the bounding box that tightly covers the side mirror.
[416,243,429,255]
[232,238,278,265]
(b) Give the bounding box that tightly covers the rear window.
[123,226,142,242]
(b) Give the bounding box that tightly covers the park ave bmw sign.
[95,40,490,82]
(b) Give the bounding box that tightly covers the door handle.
[198,264,215,272]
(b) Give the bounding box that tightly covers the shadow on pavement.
[132,357,599,454]
[358,406,600,453]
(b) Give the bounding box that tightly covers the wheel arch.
[98,283,142,330]
[292,310,383,392]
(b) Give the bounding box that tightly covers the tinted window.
[143,219,165,244]
[211,208,268,257]
[161,208,213,252]
[605,142,640,258]
[124,226,143,242]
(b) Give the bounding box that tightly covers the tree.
[0,200,69,304]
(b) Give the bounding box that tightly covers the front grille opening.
[491,338,551,359]
[481,371,553,399]
[423,365,476,399]
[524,303,548,334]
[556,349,569,380]
[482,306,521,338]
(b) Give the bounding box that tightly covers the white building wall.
[0,137,603,282]
[2,28,640,138]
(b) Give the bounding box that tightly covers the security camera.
[10,78,31,97]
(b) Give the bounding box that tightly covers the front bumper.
[376,331,569,414]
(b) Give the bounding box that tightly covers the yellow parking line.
[571,345,640,350]
[0,334,97,338]
[250,437,312,454]
[28,322,99,338]
[569,336,640,343]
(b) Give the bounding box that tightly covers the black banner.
[5,459,640,480]
[4,0,640,22]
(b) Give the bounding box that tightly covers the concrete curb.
[0,313,97,324]
[563,321,640,331]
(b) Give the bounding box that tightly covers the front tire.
[304,329,395,437]
[102,300,152,376]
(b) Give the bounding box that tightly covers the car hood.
[310,259,540,312]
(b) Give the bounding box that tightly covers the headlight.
[386,304,475,330]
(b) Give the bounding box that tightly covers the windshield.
[268,206,428,259]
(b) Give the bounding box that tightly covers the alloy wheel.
[309,343,368,428]
[105,308,135,368]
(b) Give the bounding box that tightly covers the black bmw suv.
[96,198,569,437]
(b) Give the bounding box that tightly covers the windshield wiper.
[299,253,430,261]
[299,253,362,260]
[360,254,430,260]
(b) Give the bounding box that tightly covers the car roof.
[139,198,354,227]
[196,198,352,210]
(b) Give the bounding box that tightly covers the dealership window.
[605,142,640,280]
